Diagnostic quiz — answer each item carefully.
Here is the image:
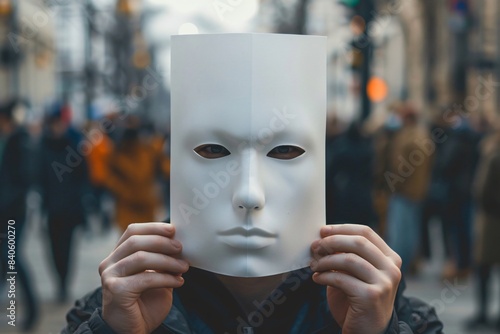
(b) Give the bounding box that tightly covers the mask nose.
[232,150,265,211]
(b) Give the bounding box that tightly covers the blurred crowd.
[0,97,170,331]
[326,101,500,331]
[1,95,500,331]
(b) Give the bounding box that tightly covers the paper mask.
[171,33,326,277]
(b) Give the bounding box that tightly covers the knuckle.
[126,223,140,235]
[389,264,402,283]
[102,275,121,294]
[331,272,343,286]
[380,275,394,293]
[155,236,168,250]
[343,253,358,266]
[359,225,373,238]
[98,259,108,276]
[319,239,333,254]
[134,250,148,263]
[364,285,383,300]
[392,253,403,269]
[127,235,140,249]
[328,234,339,244]
[353,236,368,248]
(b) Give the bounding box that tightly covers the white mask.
[171,33,326,277]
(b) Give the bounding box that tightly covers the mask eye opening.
[266,145,305,160]
[194,144,231,159]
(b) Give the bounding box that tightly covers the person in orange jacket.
[104,116,168,231]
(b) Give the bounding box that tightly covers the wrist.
[379,309,398,334]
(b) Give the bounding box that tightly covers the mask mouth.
[218,226,278,250]
[218,226,277,238]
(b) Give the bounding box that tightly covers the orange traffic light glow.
[367,77,388,102]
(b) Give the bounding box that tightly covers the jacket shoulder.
[62,287,117,334]
[393,282,444,334]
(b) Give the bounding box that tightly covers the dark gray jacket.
[63,268,443,334]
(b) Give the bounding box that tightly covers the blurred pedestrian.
[373,103,403,237]
[38,101,89,302]
[104,116,167,231]
[83,118,114,233]
[0,98,39,330]
[385,102,433,274]
[326,121,377,226]
[149,124,171,218]
[421,106,479,279]
[466,121,500,330]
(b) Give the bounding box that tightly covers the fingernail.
[177,259,189,270]
[171,239,182,249]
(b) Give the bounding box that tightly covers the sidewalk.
[1,212,121,334]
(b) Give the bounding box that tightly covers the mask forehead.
[171,34,252,137]
[251,34,325,135]
[171,33,326,277]
[172,34,325,144]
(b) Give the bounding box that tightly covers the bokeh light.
[367,77,388,102]
[178,22,199,35]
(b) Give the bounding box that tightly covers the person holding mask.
[63,34,442,334]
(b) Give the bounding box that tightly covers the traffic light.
[340,0,376,120]
[367,77,388,102]
[340,0,360,7]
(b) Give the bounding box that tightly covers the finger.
[115,223,175,249]
[312,234,389,270]
[107,235,182,266]
[310,253,379,284]
[313,270,370,299]
[313,270,397,306]
[103,271,185,296]
[104,251,189,278]
[100,235,183,275]
[318,224,402,267]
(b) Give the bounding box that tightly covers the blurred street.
[1,0,500,333]
[0,209,498,334]
[0,205,122,334]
